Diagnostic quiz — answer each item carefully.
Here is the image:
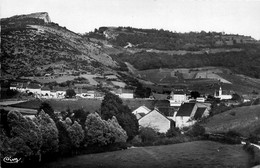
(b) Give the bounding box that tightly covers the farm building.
[175,102,210,128]
[138,108,173,133]
[132,105,151,115]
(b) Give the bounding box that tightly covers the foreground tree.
[35,111,59,156]
[84,113,112,146]
[101,92,138,140]
[2,111,42,159]
[67,121,84,150]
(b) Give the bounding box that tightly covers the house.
[194,107,208,120]
[175,103,197,128]
[132,106,151,119]
[138,108,173,133]
[41,86,51,98]
[169,90,188,107]
[132,105,151,115]
[111,89,134,99]
[16,82,28,93]
[175,102,210,128]
[196,97,206,102]
[135,113,146,120]
[10,82,17,90]
[214,87,232,100]
[26,83,41,95]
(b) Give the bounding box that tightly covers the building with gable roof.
[175,103,197,128]
[138,108,173,133]
[132,105,151,115]
[175,102,210,128]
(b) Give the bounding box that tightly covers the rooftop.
[176,103,196,117]
[194,107,207,120]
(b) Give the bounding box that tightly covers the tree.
[38,102,57,122]
[107,116,128,143]
[65,89,76,98]
[84,113,112,146]
[190,91,200,99]
[35,111,59,155]
[232,93,241,102]
[139,127,158,143]
[67,121,84,149]
[3,111,42,159]
[101,92,139,140]
[166,127,180,138]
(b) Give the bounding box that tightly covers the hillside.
[1,12,118,78]
[2,13,260,96]
[202,105,260,137]
[41,141,249,168]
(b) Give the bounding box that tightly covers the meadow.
[40,141,250,168]
[203,105,260,137]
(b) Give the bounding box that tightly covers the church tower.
[219,87,222,96]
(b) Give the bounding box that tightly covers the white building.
[26,83,42,95]
[132,106,151,119]
[169,91,188,107]
[132,106,151,115]
[111,89,134,99]
[138,108,172,133]
[214,87,232,100]
[175,102,210,129]
[41,86,51,98]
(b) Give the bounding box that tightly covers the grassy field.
[40,141,250,168]
[202,105,260,137]
[9,98,155,112]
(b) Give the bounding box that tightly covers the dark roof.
[137,113,146,117]
[157,107,175,116]
[194,107,206,120]
[176,103,196,116]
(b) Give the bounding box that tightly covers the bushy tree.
[38,102,57,122]
[139,127,158,143]
[67,121,84,149]
[101,92,138,140]
[84,113,112,146]
[3,111,42,158]
[186,124,205,137]
[166,127,180,138]
[107,116,128,143]
[35,111,59,155]
[65,89,76,98]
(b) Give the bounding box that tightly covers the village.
[7,78,239,131]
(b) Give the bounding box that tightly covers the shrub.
[166,127,180,138]
[139,127,158,143]
[186,124,205,137]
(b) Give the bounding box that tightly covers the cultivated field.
[40,141,250,168]
[203,105,260,137]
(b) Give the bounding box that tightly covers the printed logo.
[3,156,21,163]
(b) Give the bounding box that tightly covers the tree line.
[0,92,138,166]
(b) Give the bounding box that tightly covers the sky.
[1,0,260,39]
